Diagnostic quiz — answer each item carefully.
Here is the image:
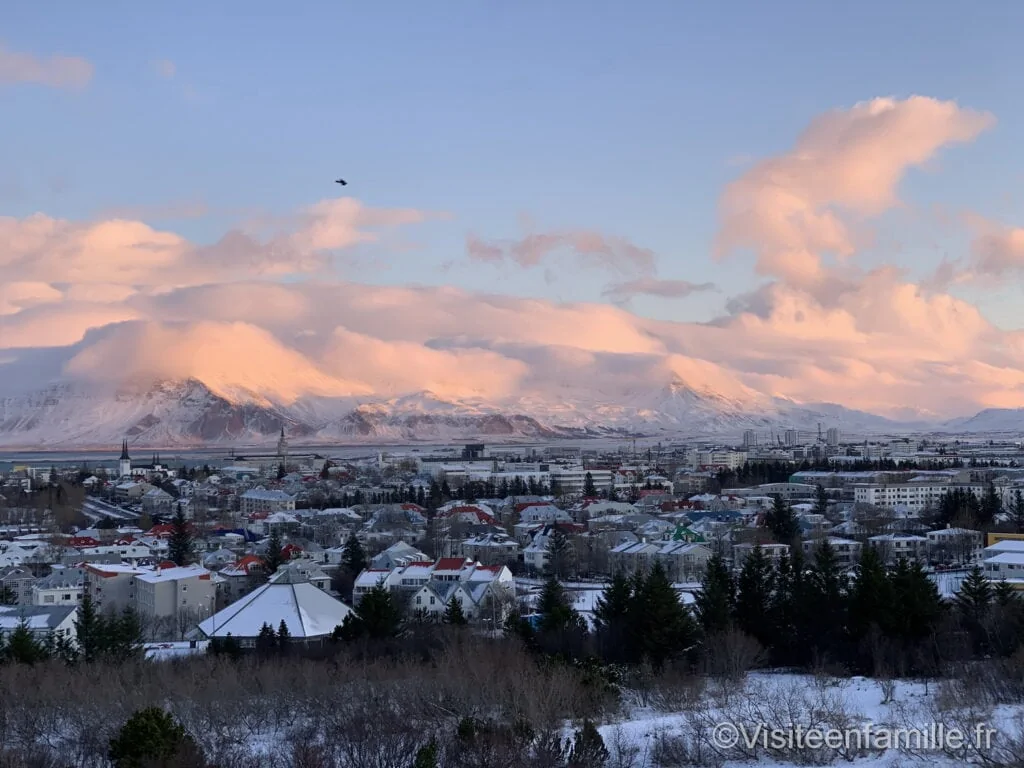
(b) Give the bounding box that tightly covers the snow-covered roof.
[135,565,211,583]
[0,605,75,632]
[241,488,296,502]
[985,540,1024,554]
[197,571,353,639]
[984,552,1024,566]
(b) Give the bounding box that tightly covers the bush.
[108,707,204,768]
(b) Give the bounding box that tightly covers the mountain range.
[1,373,1006,450]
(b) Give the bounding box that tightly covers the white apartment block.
[853,482,984,513]
[239,488,297,516]
[548,466,613,495]
[696,450,748,470]
[134,565,216,623]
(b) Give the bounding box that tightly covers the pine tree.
[544,526,577,580]
[980,484,1002,526]
[765,495,799,543]
[1011,490,1024,533]
[341,534,367,576]
[806,539,847,662]
[814,485,829,516]
[444,595,468,626]
[110,608,144,659]
[167,507,194,566]
[276,463,286,480]
[889,559,945,673]
[73,593,104,663]
[847,546,893,668]
[582,472,598,498]
[4,620,48,664]
[955,566,993,655]
[593,570,635,663]
[536,577,586,635]
[256,622,277,654]
[734,545,775,649]
[355,582,403,640]
[634,561,697,668]
[319,461,331,480]
[413,740,439,768]
[695,553,734,636]
[108,707,200,768]
[0,584,16,605]
[262,528,286,578]
[568,720,609,767]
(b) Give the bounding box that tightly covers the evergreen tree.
[568,720,609,768]
[814,485,829,516]
[353,582,403,640]
[592,570,636,663]
[980,483,1002,526]
[768,549,810,666]
[695,553,734,636]
[734,545,775,650]
[765,495,800,544]
[582,472,598,498]
[955,566,993,655]
[889,559,945,672]
[847,546,893,669]
[110,608,144,659]
[634,561,697,668]
[536,577,586,635]
[443,595,469,626]
[3,620,48,664]
[167,507,194,566]
[0,584,16,605]
[73,593,105,663]
[262,528,286,578]
[544,526,577,579]
[341,534,367,576]
[276,463,286,480]
[319,461,331,480]
[256,622,277,654]
[413,740,439,768]
[805,539,847,662]
[108,707,200,768]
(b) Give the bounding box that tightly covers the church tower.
[119,440,132,478]
[276,427,289,466]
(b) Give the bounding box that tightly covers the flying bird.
[335,178,347,186]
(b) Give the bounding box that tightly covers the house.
[608,540,712,583]
[0,566,35,605]
[983,551,1024,584]
[196,570,354,647]
[801,537,862,568]
[271,560,331,592]
[366,541,431,570]
[927,527,983,566]
[239,488,297,517]
[868,533,929,565]
[31,566,87,607]
[459,533,520,566]
[85,563,148,613]
[218,555,267,602]
[732,543,790,571]
[0,605,78,647]
[134,564,216,625]
[141,488,175,516]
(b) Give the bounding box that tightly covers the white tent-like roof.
[197,570,353,640]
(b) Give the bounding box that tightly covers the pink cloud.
[467,229,657,275]
[0,43,93,89]
[602,278,716,303]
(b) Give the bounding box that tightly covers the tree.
[813,484,829,516]
[351,582,403,640]
[536,577,586,635]
[73,593,105,663]
[276,463,286,480]
[443,595,468,626]
[262,528,286,578]
[256,622,277,655]
[341,534,367,576]
[3,620,48,664]
[544,526,577,580]
[568,720,609,768]
[847,546,893,671]
[765,495,799,543]
[980,483,1002,527]
[955,566,993,655]
[1010,490,1024,533]
[108,707,202,768]
[0,584,17,605]
[413,740,439,768]
[582,472,598,498]
[319,461,332,480]
[592,570,635,663]
[805,539,847,662]
[634,561,697,668]
[734,545,775,650]
[167,507,194,566]
[695,553,734,636]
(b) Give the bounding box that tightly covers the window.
[62,593,71,601]
[44,595,54,603]
[430,596,436,605]
[416,596,422,605]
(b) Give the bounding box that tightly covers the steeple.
[120,440,130,461]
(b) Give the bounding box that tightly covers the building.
[801,537,862,568]
[926,527,983,566]
[134,564,216,625]
[141,488,175,516]
[240,488,297,516]
[982,552,1024,584]
[743,430,758,449]
[731,543,790,571]
[826,428,840,447]
[868,533,929,565]
[0,605,78,647]
[119,440,131,478]
[609,540,712,583]
[0,566,35,605]
[548,465,613,496]
[852,482,983,513]
[784,429,800,447]
[85,563,148,613]
[31,566,86,607]
[197,570,354,647]
[459,533,521,566]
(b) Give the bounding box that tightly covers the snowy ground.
[600,672,1024,767]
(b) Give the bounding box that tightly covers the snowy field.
[599,672,1024,767]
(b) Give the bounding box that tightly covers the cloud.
[467,229,657,275]
[3,95,1023,422]
[602,278,716,303]
[0,43,93,89]
[153,59,176,79]
[716,96,994,288]
[0,197,432,288]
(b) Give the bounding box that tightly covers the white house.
[0,605,78,647]
[31,566,87,607]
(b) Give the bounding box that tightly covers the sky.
[3,1,1024,420]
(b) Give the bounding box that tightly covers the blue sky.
[4,0,1024,326]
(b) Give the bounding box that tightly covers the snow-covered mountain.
[940,408,1024,433]
[0,374,936,450]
